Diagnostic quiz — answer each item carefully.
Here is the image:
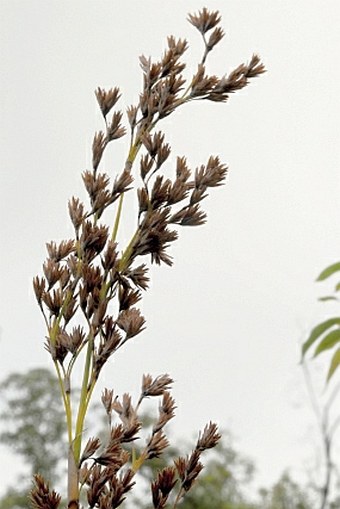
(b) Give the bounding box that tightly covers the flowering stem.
[74,331,94,463]
[54,361,73,444]
[31,10,265,507]
[111,194,124,242]
[173,487,184,509]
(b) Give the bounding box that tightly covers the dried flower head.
[95,86,121,118]
[196,421,221,451]
[188,7,221,34]
[151,466,177,508]
[29,475,61,509]
[81,437,102,464]
[102,388,115,415]
[142,373,173,398]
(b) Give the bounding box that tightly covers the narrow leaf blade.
[301,317,340,357]
[314,329,340,357]
[317,262,340,281]
[327,348,340,382]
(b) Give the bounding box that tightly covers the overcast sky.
[1,0,340,498]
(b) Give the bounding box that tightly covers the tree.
[0,368,67,483]
[259,472,312,509]
[0,489,29,509]
[0,368,67,508]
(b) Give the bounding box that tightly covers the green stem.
[67,340,88,378]
[119,229,139,271]
[74,331,94,463]
[54,361,73,445]
[84,376,96,416]
[110,119,158,243]
[111,193,124,242]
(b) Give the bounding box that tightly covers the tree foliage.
[0,368,67,484]
[0,489,29,509]
[259,472,312,509]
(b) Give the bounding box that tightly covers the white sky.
[1,0,340,499]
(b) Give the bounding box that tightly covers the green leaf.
[327,348,340,382]
[318,296,338,302]
[317,262,340,281]
[335,282,340,292]
[301,317,340,357]
[314,329,340,357]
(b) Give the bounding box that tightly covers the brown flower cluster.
[29,475,61,509]
[78,374,176,507]
[151,422,221,508]
[32,6,264,509]
[81,375,218,508]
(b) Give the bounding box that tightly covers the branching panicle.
[32,7,264,508]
